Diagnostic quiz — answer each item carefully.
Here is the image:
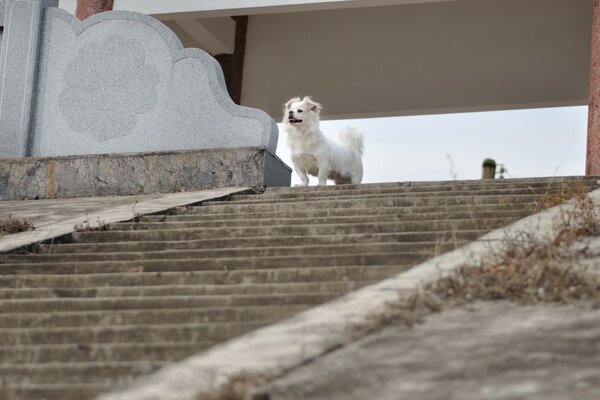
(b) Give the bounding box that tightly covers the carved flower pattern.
[59,36,160,141]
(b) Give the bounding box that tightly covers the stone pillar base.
[0,148,291,200]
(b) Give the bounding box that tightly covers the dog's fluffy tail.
[338,127,365,157]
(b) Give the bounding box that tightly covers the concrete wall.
[241,0,593,120]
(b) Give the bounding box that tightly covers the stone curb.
[95,188,600,400]
[0,187,248,254]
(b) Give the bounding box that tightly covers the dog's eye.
[298,109,304,113]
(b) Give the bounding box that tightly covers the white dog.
[283,97,364,186]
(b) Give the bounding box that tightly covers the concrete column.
[75,0,113,20]
[482,159,496,179]
[0,0,58,158]
[588,0,600,175]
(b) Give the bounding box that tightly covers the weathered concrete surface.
[262,301,600,400]
[0,148,290,200]
[0,187,248,253]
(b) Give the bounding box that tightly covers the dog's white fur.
[283,97,364,186]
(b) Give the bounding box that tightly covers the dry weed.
[197,374,265,400]
[168,206,190,215]
[430,191,600,305]
[0,217,35,235]
[73,217,111,232]
[532,181,588,213]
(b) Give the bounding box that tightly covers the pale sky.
[276,106,589,186]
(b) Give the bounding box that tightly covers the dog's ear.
[304,97,322,114]
[284,97,301,110]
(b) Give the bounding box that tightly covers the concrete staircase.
[1,177,599,400]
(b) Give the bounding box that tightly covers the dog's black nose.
[288,111,294,116]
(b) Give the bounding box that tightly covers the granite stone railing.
[0,1,279,158]
[0,1,290,198]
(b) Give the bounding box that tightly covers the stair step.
[111,215,518,231]
[149,203,534,221]
[0,281,373,300]
[0,252,424,275]
[134,209,528,224]
[0,304,311,328]
[190,194,543,214]
[0,361,167,385]
[0,320,275,345]
[0,342,217,364]
[2,383,112,400]
[71,218,513,243]
[70,223,493,243]
[0,292,341,314]
[36,231,480,253]
[263,176,600,193]
[224,186,585,205]
[0,264,411,288]
[3,242,454,262]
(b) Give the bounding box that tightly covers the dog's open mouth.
[288,117,303,124]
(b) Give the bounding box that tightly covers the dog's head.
[283,96,322,128]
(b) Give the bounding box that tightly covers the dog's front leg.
[293,164,309,186]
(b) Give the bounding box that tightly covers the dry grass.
[0,217,35,235]
[532,181,588,213]
[197,374,265,400]
[167,206,190,215]
[73,217,111,232]
[430,189,600,305]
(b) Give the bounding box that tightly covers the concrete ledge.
[0,187,249,253]
[96,188,600,400]
[0,148,291,200]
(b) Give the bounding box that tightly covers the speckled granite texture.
[0,3,278,158]
[0,148,291,200]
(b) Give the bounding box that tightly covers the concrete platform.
[0,148,290,200]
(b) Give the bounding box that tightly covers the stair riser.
[0,321,272,346]
[0,305,310,329]
[0,293,340,314]
[70,220,504,243]
[112,216,517,231]
[2,387,109,400]
[152,203,534,221]
[0,281,373,300]
[0,343,214,364]
[264,176,600,193]
[135,209,529,225]
[0,265,410,289]
[190,195,542,214]
[36,231,480,253]
[225,186,589,204]
[0,253,425,275]
[1,364,165,385]
[3,242,458,263]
